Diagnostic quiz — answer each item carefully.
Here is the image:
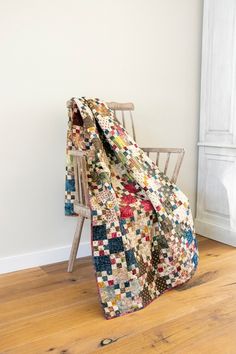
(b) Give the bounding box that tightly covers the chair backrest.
[67,101,185,214]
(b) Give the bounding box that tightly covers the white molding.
[195,218,236,247]
[198,142,236,149]
[0,242,91,275]
[196,0,236,247]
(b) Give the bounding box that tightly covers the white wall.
[0,0,203,273]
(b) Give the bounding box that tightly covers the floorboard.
[0,236,236,354]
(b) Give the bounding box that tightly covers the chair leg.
[67,216,85,273]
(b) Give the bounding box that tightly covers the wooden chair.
[67,102,185,272]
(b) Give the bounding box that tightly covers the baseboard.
[3,218,234,275]
[195,218,236,247]
[0,242,91,275]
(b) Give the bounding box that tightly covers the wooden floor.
[1,236,236,354]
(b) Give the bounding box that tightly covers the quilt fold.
[65,97,198,319]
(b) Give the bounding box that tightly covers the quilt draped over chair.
[65,97,198,319]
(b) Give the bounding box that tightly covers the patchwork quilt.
[65,97,198,319]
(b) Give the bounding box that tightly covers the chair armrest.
[142,147,185,154]
[68,150,87,157]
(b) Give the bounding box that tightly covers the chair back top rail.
[66,100,134,111]
[106,102,134,111]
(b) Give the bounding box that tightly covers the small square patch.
[125,249,137,270]
[94,256,112,274]
[93,224,107,241]
[108,237,124,253]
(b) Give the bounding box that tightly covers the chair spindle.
[164,152,171,174]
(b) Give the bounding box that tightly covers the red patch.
[141,200,154,212]
[121,194,137,204]
[124,183,139,194]
[120,205,134,218]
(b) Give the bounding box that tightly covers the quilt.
[65,97,198,319]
